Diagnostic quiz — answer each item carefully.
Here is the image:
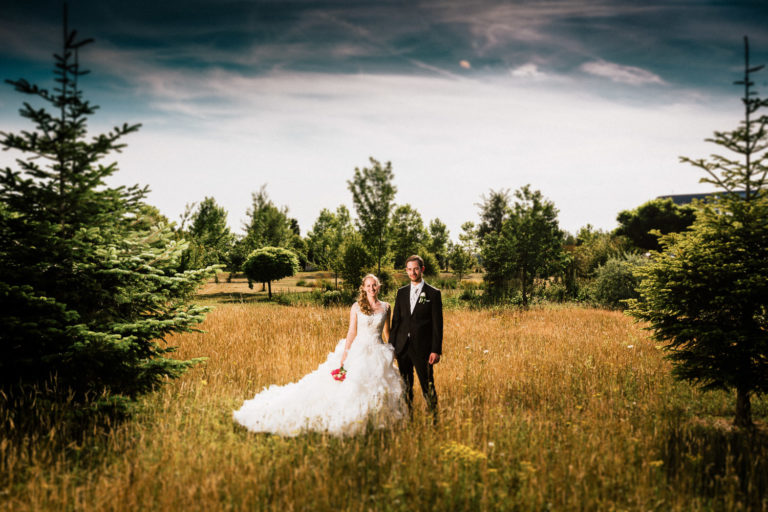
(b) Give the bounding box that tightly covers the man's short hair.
[405,255,424,268]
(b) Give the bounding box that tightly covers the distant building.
[658,191,747,205]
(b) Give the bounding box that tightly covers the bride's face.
[363,278,379,298]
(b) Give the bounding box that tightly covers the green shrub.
[420,250,441,277]
[542,282,569,303]
[338,236,374,291]
[459,280,481,291]
[295,279,308,287]
[272,293,293,306]
[376,269,397,296]
[318,279,335,291]
[430,276,458,289]
[590,253,647,309]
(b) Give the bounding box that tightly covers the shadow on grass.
[0,390,134,492]
[662,419,768,508]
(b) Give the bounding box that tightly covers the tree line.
[180,164,699,307]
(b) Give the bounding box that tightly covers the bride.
[233,274,405,436]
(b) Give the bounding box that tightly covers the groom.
[390,255,443,422]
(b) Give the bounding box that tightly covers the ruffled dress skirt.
[233,336,405,436]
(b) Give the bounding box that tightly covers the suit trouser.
[396,342,438,419]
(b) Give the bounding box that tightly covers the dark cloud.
[1,1,767,95]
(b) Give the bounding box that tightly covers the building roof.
[658,191,747,205]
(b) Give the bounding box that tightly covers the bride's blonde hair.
[357,274,380,315]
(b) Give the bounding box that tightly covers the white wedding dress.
[233,302,405,436]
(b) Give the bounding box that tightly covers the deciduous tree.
[481,186,565,305]
[347,157,397,274]
[615,198,696,251]
[427,218,450,270]
[449,242,475,281]
[388,204,427,269]
[244,184,294,251]
[307,206,353,271]
[337,234,374,291]
[476,189,510,239]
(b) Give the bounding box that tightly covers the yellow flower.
[440,441,487,464]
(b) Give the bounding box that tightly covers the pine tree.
[476,189,511,298]
[0,9,214,412]
[184,197,231,279]
[628,37,768,427]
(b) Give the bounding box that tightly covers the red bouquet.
[331,366,347,381]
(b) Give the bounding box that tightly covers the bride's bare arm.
[339,304,358,367]
[382,303,391,343]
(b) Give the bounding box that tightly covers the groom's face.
[405,261,424,283]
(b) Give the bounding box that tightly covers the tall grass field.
[2,303,767,510]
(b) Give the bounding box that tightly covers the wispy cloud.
[510,63,548,80]
[580,59,666,85]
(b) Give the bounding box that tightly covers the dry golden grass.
[2,304,767,511]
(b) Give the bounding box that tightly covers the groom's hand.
[428,353,440,365]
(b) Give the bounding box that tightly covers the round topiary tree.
[243,246,300,299]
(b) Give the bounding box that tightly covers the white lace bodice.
[354,303,389,345]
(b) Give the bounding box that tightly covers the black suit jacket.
[390,282,443,358]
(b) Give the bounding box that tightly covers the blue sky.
[2,0,767,238]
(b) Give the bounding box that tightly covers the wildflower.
[440,441,487,464]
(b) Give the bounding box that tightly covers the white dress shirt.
[409,280,425,314]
